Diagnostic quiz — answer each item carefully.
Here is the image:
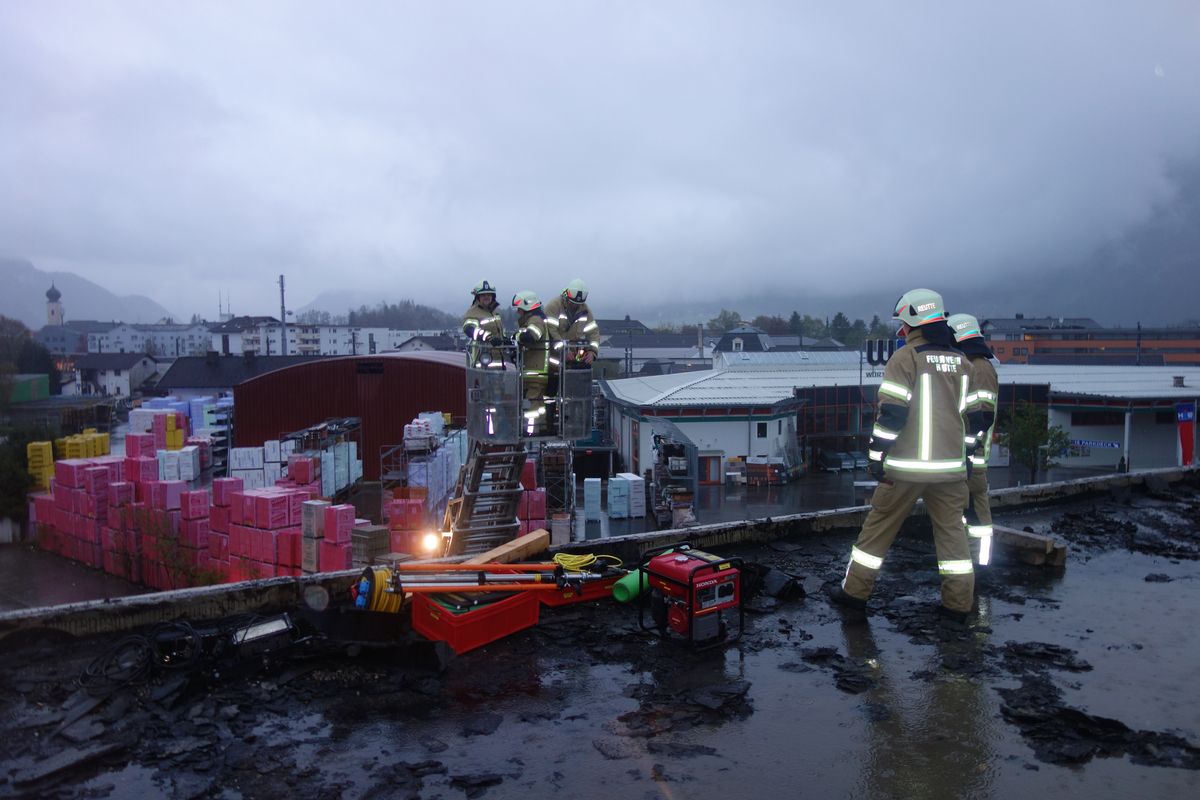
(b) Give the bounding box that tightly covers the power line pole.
[279,274,288,356]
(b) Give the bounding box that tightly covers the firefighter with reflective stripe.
[463,280,506,368]
[828,288,976,620]
[949,312,999,567]
[544,278,600,368]
[513,291,549,435]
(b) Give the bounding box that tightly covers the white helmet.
[471,279,497,297]
[947,313,983,342]
[562,278,588,304]
[512,290,543,313]
[892,288,946,327]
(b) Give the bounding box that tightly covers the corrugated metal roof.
[604,361,1200,409]
[714,351,862,369]
[997,364,1200,401]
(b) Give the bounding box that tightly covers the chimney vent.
[1173,375,1185,388]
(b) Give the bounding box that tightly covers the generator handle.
[639,541,692,569]
[685,556,744,584]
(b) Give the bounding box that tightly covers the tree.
[296,309,333,325]
[800,315,827,339]
[0,316,61,403]
[788,311,803,335]
[844,319,868,348]
[867,315,891,339]
[707,309,743,335]
[999,400,1070,484]
[0,425,49,523]
[829,312,852,343]
[347,300,458,329]
[750,314,789,335]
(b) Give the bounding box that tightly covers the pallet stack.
[226,488,307,581]
[26,442,54,490]
[385,497,427,554]
[518,487,547,534]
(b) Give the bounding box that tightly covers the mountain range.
[0,258,177,331]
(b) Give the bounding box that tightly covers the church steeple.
[46,283,64,326]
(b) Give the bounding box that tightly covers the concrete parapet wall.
[3,466,1195,640]
[554,465,1200,562]
[0,569,361,643]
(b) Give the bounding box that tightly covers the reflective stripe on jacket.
[877,326,971,483]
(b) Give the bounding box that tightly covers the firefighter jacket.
[964,354,998,468]
[462,300,504,345]
[516,309,550,376]
[544,296,600,358]
[868,325,973,483]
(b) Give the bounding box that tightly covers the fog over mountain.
[0,258,177,330]
[2,3,1197,325]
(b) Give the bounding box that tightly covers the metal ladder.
[444,441,527,555]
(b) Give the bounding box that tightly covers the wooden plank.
[993,524,1067,568]
[993,525,1055,553]
[463,530,550,565]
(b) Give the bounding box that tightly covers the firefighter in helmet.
[949,312,999,568]
[462,280,505,368]
[512,290,550,435]
[828,288,977,622]
[544,278,601,369]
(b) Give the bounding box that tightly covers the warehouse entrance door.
[698,455,722,485]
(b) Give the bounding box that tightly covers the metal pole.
[279,274,288,356]
[858,341,864,446]
[1123,403,1133,470]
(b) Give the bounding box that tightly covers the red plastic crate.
[410,591,540,654]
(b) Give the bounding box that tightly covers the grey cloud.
[1,1,1198,320]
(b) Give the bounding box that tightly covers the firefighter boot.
[824,583,868,623]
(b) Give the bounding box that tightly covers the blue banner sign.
[1070,439,1121,449]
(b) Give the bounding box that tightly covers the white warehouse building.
[600,353,1200,482]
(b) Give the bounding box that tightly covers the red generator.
[639,543,743,648]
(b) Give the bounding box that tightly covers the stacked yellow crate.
[167,414,184,450]
[53,438,67,459]
[26,441,54,490]
[64,435,88,459]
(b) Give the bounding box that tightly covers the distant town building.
[155,353,328,400]
[395,334,461,352]
[982,315,1200,366]
[74,353,157,397]
[712,325,846,354]
[210,317,455,357]
[88,323,210,357]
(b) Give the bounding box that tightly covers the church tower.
[46,283,64,326]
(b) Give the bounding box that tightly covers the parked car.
[849,451,869,470]
[836,452,856,471]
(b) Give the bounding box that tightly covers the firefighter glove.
[868,459,886,482]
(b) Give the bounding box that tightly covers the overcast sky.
[2,1,1198,322]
